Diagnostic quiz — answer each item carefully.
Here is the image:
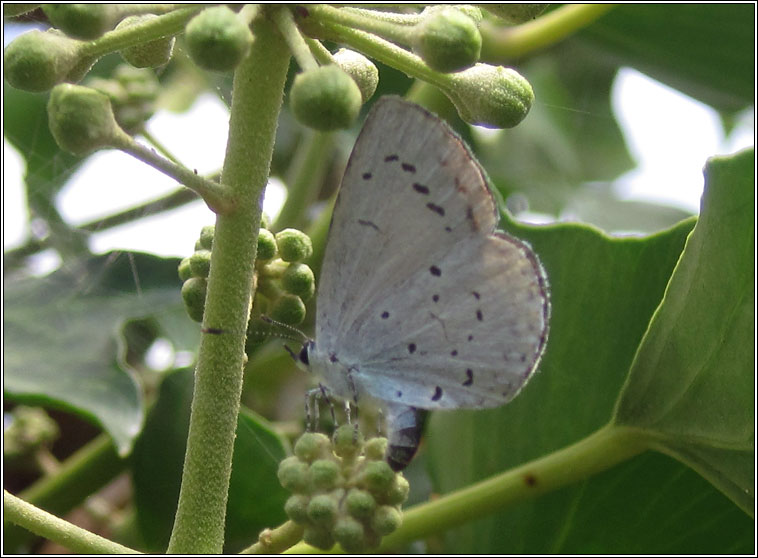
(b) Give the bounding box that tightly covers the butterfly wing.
[314,96,549,410]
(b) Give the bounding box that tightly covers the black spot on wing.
[431,386,443,401]
[401,162,416,173]
[413,183,430,195]
[357,219,381,232]
[384,154,399,162]
[463,369,473,386]
[430,265,441,276]
[426,203,445,216]
[362,172,372,180]
[408,343,417,354]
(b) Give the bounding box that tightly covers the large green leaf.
[4,251,184,455]
[131,367,289,553]
[577,4,754,113]
[613,148,755,514]
[423,195,752,551]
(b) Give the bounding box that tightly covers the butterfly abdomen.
[384,405,428,471]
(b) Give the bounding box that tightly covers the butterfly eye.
[299,342,311,366]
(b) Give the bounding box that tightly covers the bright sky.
[3,64,754,274]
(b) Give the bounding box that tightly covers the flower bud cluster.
[86,64,160,134]
[278,426,409,552]
[178,225,216,323]
[252,227,314,329]
[179,224,315,329]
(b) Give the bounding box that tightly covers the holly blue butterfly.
[297,96,549,470]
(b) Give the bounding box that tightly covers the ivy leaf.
[613,147,755,514]
[4,251,184,455]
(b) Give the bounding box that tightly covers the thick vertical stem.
[167,16,290,554]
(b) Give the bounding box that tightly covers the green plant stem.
[166,16,290,555]
[339,6,422,26]
[285,424,649,553]
[241,520,305,554]
[138,127,181,163]
[3,189,200,267]
[306,4,415,45]
[296,15,461,99]
[3,491,139,554]
[271,5,319,71]
[77,5,203,59]
[273,130,335,231]
[3,435,125,552]
[381,424,648,551]
[480,4,617,60]
[305,37,335,65]
[110,131,234,214]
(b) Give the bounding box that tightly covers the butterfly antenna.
[260,315,310,342]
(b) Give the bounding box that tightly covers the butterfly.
[296,96,550,470]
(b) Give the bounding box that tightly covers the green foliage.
[2,4,753,555]
[613,148,754,514]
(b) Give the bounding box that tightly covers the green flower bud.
[332,48,379,103]
[199,225,215,250]
[87,65,159,133]
[281,263,315,301]
[294,432,332,462]
[332,424,363,460]
[117,14,175,68]
[360,460,395,495]
[43,4,121,40]
[333,516,366,553]
[277,455,309,492]
[3,29,84,92]
[346,488,376,520]
[178,257,193,282]
[47,83,123,156]
[363,437,388,461]
[256,228,278,262]
[185,6,253,72]
[284,494,310,523]
[189,249,212,278]
[412,7,481,73]
[303,525,334,550]
[3,406,59,458]
[371,505,402,536]
[181,277,207,322]
[290,65,362,131]
[383,475,410,506]
[444,63,534,128]
[479,4,548,24]
[307,493,339,527]
[268,293,306,325]
[309,459,340,492]
[275,228,313,262]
